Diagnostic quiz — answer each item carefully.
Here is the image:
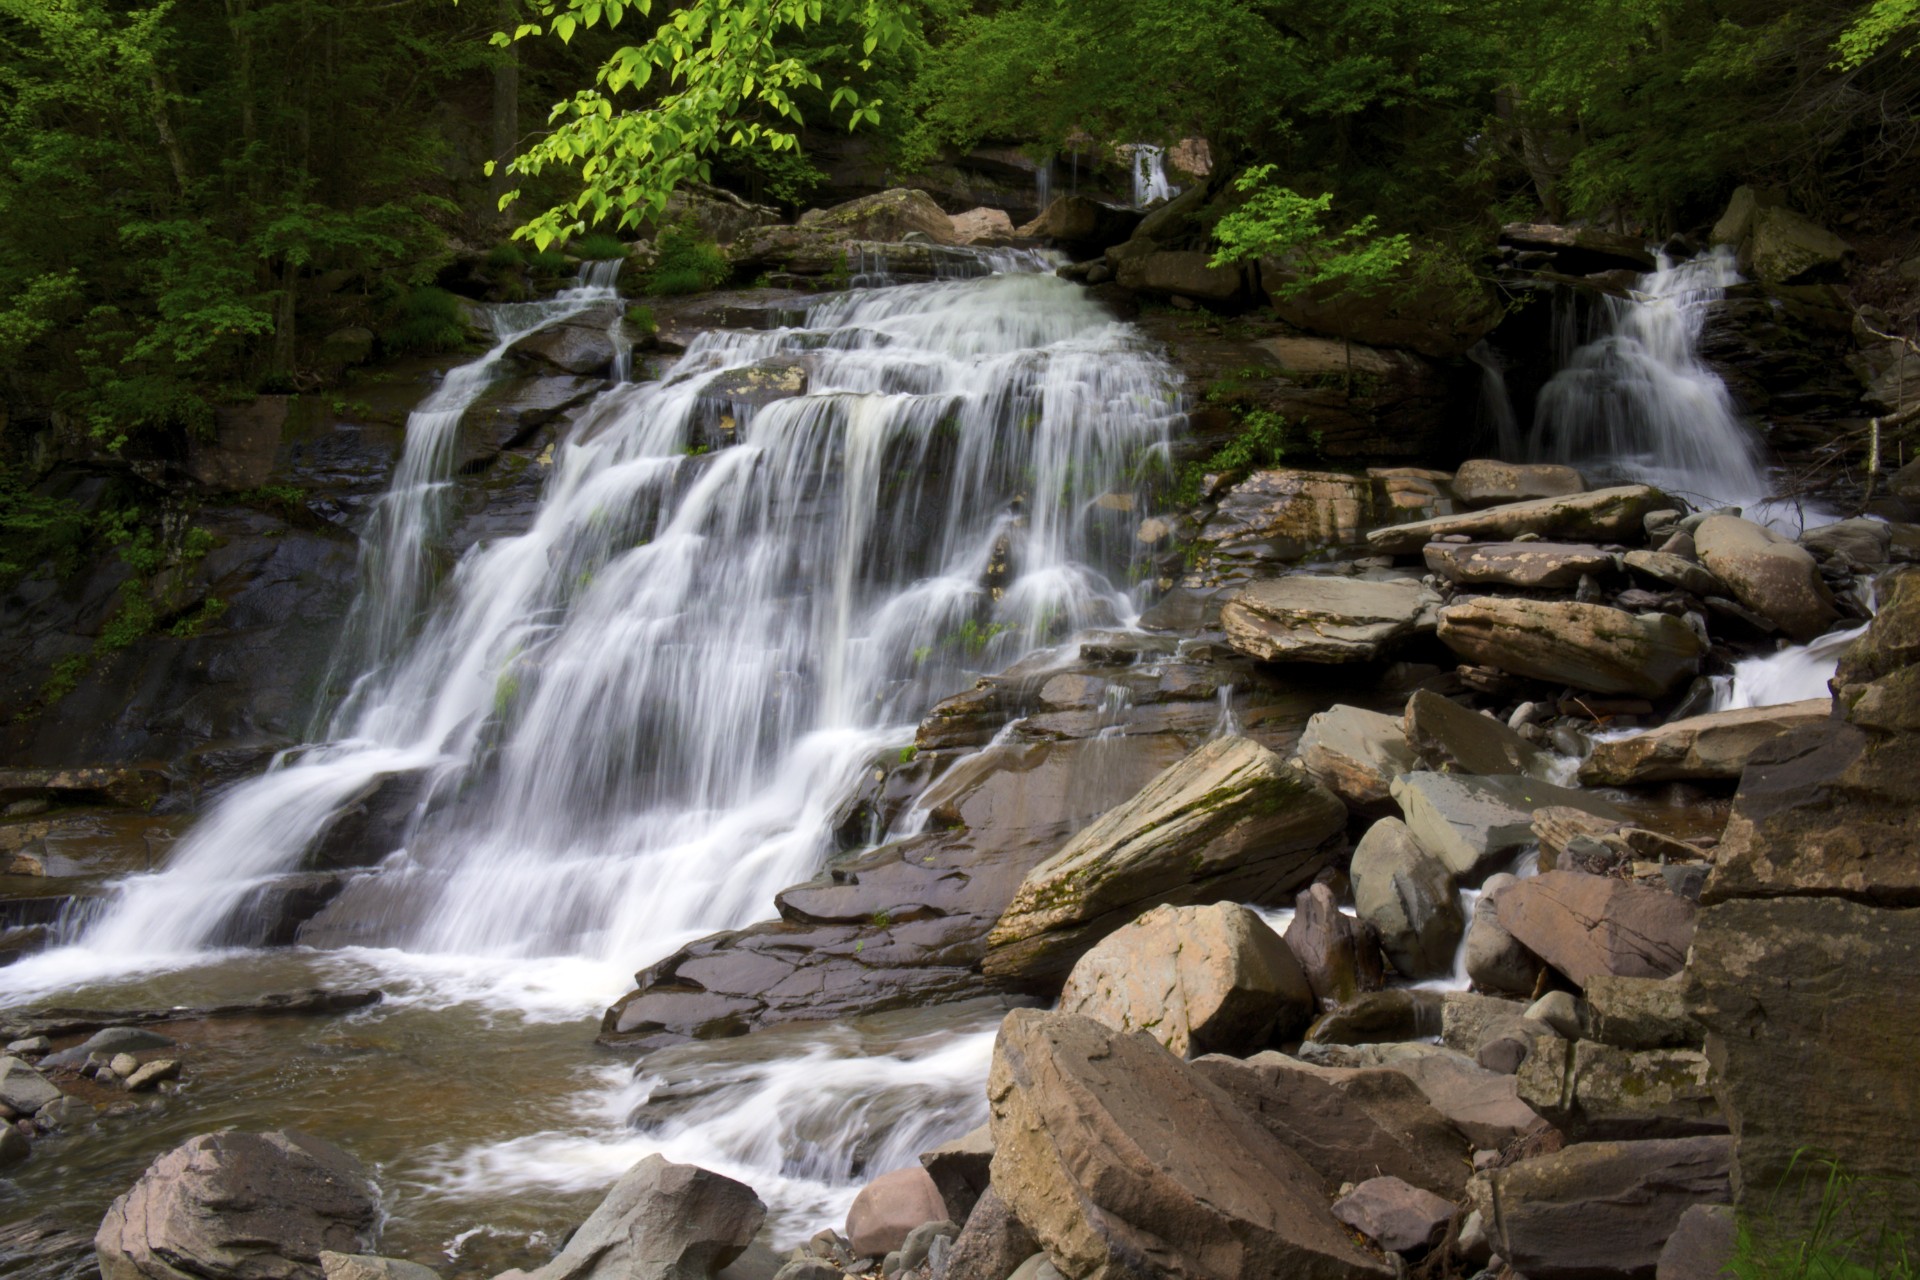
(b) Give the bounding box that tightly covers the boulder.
[1710,185,1776,248]
[1693,515,1840,642]
[1441,992,1533,1056]
[1747,205,1852,286]
[919,1124,993,1226]
[1058,902,1314,1056]
[0,1124,31,1167]
[1494,871,1696,987]
[1403,689,1554,779]
[1390,772,1623,881]
[1655,1205,1736,1280]
[511,1155,764,1280]
[1800,517,1892,567]
[1422,541,1613,590]
[1331,1177,1457,1256]
[1198,469,1381,565]
[1583,976,1701,1050]
[1472,1014,1558,1075]
[506,309,624,377]
[1357,1043,1546,1148]
[1526,990,1583,1038]
[982,737,1346,984]
[1623,549,1723,597]
[1115,250,1248,304]
[948,207,1016,245]
[846,1167,948,1259]
[1019,196,1143,256]
[943,1189,1038,1280]
[1479,1137,1734,1280]
[1305,988,1444,1046]
[1687,897,1920,1236]
[319,1256,442,1280]
[95,1131,378,1280]
[1579,699,1830,785]
[1007,1256,1064,1280]
[1366,485,1667,555]
[1516,1036,1724,1140]
[0,1056,60,1115]
[1221,575,1439,664]
[1192,1052,1471,1196]
[1284,882,1388,1005]
[1499,224,1659,272]
[1295,704,1417,811]
[1450,461,1586,508]
[1350,818,1464,979]
[986,1010,1392,1280]
[1436,597,1704,698]
[797,189,957,244]
[1465,872,1545,996]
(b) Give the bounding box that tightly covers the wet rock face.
[1057,902,1314,1057]
[95,1130,378,1280]
[987,1010,1392,1280]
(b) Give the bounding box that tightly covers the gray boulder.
[983,737,1346,984]
[96,1131,378,1280]
[516,1155,765,1280]
[1495,871,1696,987]
[919,1124,993,1225]
[987,1010,1391,1280]
[1516,1036,1725,1140]
[0,1056,60,1115]
[1391,772,1623,880]
[1583,976,1701,1050]
[1339,1043,1546,1148]
[1423,541,1613,590]
[1404,689,1554,779]
[1623,549,1723,597]
[943,1189,1037,1280]
[1450,461,1586,508]
[1284,882,1387,1005]
[1436,597,1704,697]
[1221,575,1439,664]
[1295,704,1417,812]
[1350,818,1464,979]
[1748,205,1852,286]
[1656,1205,1737,1280]
[1366,485,1666,554]
[1058,902,1314,1056]
[1694,515,1840,643]
[1464,872,1545,996]
[1800,517,1892,567]
[1478,1136,1734,1280]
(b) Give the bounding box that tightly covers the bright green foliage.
[569,231,630,259]
[1836,0,1920,66]
[1209,166,1412,299]
[488,0,913,249]
[644,222,730,295]
[382,287,469,357]
[529,249,574,275]
[1176,408,1290,506]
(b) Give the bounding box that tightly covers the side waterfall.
[1530,247,1774,513]
[17,256,1180,986]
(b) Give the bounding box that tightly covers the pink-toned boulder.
[1494,871,1695,988]
[846,1166,950,1258]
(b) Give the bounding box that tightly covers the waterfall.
[13,257,1180,982]
[1129,145,1177,208]
[1710,621,1869,711]
[1467,341,1523,460]
[1035,155,1053,216]
[1528,247,1773,513]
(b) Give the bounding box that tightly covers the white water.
[4,255,1180,1233]
[1710,621,1869,711]
[1129,144,1177,208]
[1530,248,1784,519]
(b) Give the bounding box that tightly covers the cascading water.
[1529,247,1776,514]
[1129,144,1177,208]
[6,261,1178,1218]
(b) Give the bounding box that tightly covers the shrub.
[644,223,730,296]
[569,232,629,260]
[381,286,466,355]
[624,304,657,334]
[485,242,528,270]
[0,466,88,583]
[528,249,571,275]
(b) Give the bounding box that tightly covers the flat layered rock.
[1391,772,1623,880]
[1579,699,1830,785]
[1423,541,1612,589]
[1222,575,1439,663]
[1494,871,1695,987]
[988,1011,1391,1280]
[1366,485,1665,555]
[1694,515,1839,643]
[1199,469,1380,562]
[1436,597,1703,697]
[1624,549,1723,597]
[983,737,1346,985]
[1478,1137,1733,1280]
[1058,902,1314,1056]
[1296,704,1417,810]
[1450,460,1588,508]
